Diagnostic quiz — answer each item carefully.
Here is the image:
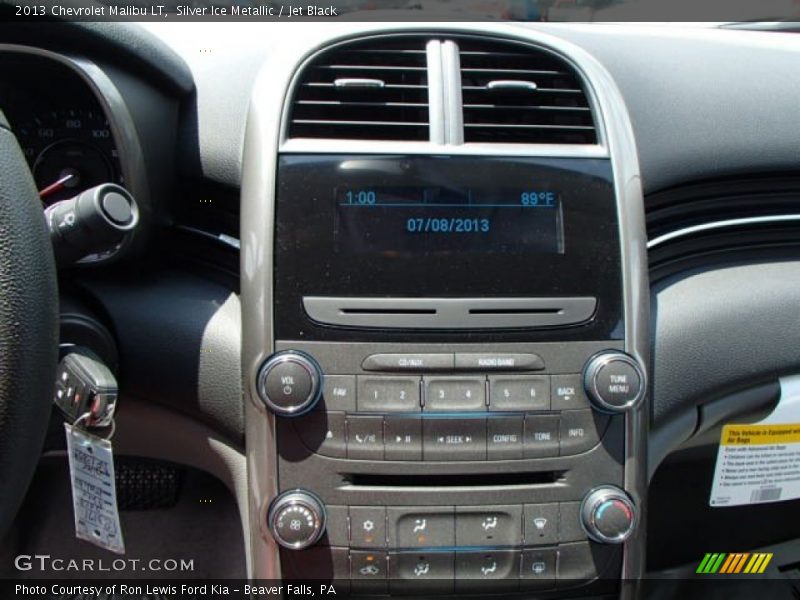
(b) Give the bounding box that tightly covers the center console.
[241,27,648,599]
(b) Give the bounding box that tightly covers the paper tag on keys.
[65,423,125,554]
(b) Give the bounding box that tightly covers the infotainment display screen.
[275,155,621,341]
[334,186,564,254]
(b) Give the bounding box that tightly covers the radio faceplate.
[272,340,628,594]
[265,154,639,594]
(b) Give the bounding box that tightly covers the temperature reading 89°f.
[521,191,556,206]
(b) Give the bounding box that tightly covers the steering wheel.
[0,109,59,536]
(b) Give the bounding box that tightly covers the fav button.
[321,375,356,411]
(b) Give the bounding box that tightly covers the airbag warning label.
[711,377,800,507]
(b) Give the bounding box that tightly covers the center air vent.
[288,37,430,141]
[457,38,597,145]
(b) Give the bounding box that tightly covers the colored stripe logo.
[696,553,772,574]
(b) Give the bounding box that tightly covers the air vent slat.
[288,36,430,142]
[457,37,597,145]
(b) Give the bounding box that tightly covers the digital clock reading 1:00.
[334,186,564,255]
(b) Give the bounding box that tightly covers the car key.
[54,347,118,428]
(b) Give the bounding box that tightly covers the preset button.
[489,376,550,411]
[357,376,420,412]
[424,377,486,412]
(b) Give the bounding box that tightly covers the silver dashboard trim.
[647,214,800,249]
[303,296,598,329]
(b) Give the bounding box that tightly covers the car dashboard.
[2,18,800,598]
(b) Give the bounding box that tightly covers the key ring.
[73,412,116,440]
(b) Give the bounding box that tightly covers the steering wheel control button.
[424,377,486,412]
[583,352,645,412]
[551,374,592,410]
[523,503,559,546]
[268,490,326,550]
[347,415,385,460]
[357,376,420,412]
[350,506,387,548]
[523,415,560,458]
[388,508,455,548]
[321,375,356,411]
[489,375,550,411]
[580,486,636,544]
[362,353,454,372]
[455,352,545,371]
[257,351,322,416]
[559,410,611,456]
[455,505,522,547]
[384,417,422,461]
[422,418,487,461]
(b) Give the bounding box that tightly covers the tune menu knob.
[268,490,327,550]
[583,351,645,412]
[256,350,322,416]
[580,486,636,544]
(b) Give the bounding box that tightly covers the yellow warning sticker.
[721,424,800,446]
[710,377,800,506]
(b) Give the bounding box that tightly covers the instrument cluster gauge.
[13,108,124,205]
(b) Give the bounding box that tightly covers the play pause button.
[384,418,422,461]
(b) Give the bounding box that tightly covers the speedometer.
[14,108,123,205]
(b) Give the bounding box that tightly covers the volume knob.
[268,490,327,550]
[256,350,322,416]
[580,486,636,544]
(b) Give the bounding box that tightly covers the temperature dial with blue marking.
[580,486,636,544]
